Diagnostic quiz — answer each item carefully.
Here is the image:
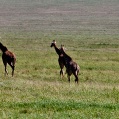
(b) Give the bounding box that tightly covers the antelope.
[60,45,80,83]
[0,42,16,76]
[50,40,65,78]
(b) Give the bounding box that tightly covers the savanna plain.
[0,0,119,118]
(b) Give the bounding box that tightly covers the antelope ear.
[60,45,66,51]
[53,40,56,43]
[61,44,64,48]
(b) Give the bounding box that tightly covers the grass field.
[0,0,119,118]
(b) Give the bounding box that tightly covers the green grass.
[0,79,119,118]
[0,0,119,118]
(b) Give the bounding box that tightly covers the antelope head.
[50,40,56,47]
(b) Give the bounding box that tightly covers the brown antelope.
[0,42,16,76]
[50,40,65,78]
[60,45,80,83]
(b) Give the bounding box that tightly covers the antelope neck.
[54,45,61,56]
